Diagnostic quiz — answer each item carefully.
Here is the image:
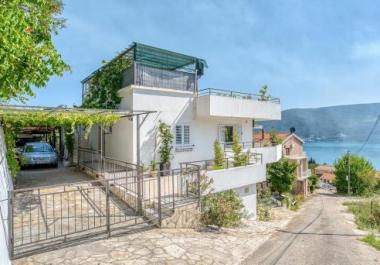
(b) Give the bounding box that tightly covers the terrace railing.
[123,62,197,92]
[180,152,263,172]
[198,88,280,103]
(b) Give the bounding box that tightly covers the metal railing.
[77,147,142,176]
[7,164,201,258]
[198,88,280,103]
[180,152,263,171]
[123,62,197,92]
[222,141,254,150]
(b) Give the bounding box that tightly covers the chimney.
[290,127,296,134]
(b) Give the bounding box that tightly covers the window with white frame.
[175,124,190,146]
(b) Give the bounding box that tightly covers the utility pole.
[347,151,351,196]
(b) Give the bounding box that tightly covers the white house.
[81,42,282,218]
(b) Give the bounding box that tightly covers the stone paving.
[13,207,295,265]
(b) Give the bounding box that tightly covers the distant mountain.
[262,103,380,142]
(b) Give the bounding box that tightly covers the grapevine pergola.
[0,104,155,177]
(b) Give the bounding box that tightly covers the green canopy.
[132,42,207,75]
[82,42,207,83]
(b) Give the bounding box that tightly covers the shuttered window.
[184,125,190,145]
[176,125,182,145]
[176,124,190,145]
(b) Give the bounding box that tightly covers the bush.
[308,174,318,193]
[267,159,297,195]
[283,193,303,211]
[201,190,245,227]
[257,204,272,221]
[334,153,377,195]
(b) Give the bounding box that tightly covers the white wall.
[207,164,266,218]
[196,95,281,121]
[252,145,282,164]
[0,127,12,265]
[116,86,254,169]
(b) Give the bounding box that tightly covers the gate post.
[105,181,111,238]
[157,174,162,227]
[197,167,201,207]
[172,169,175,210]
[8,190,14,259]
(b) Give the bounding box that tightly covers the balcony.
[196,88,281,120]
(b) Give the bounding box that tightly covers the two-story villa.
[80,43,282,218]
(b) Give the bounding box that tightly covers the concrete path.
[242,190,380,265]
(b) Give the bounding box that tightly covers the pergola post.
[136,114,142,213]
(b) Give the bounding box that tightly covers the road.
[242,190,380,265]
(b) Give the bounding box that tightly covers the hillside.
[262,103,380,142]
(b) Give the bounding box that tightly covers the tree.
[213,139,224,170]
[267,159,297,195]
[232,130,247,167]
[259,85,271,101]
[334,153,377,195]
[0,0,69,102]
[269,129,282,145]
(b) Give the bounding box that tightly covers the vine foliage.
[82,56,132,109]
[1,109,120,177]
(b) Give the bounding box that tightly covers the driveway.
[242,190,380,265]
[15,166,93,189]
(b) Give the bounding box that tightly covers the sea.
[304,141,380,170]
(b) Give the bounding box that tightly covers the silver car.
[20,142,58,168]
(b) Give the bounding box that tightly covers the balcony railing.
[198,88,280,104]
[179,152,263,171]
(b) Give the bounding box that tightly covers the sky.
[20,0,380,110]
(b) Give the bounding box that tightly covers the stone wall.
[161,202,200,229]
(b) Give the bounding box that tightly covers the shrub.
[308,174,318,193]
[334,153,377,195]
[267,159,297,195]
[232,131,248,167]
[213,139,224,169]
[283,193,304,211]
[201,190,245,227]
[257,204,272,221]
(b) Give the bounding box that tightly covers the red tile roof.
[253,132,290,144]
[320,172,335,181]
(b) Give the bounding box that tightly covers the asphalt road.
[242,190,380,265]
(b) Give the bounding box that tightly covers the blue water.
[304,141,380,169]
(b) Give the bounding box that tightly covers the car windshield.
[24,143,53,153]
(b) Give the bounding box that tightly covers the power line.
[357,115,380,154]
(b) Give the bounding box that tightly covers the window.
[175,124,190,145]
[218,125,242,143]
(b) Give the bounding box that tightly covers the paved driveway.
[242,190,380,265]
[16,166,93,189]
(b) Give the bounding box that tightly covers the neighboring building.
[254,130,311,196]
[81,42,282,218]
[315,165,335,183]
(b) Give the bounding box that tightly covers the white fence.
[0,126,12,265]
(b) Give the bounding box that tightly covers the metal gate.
[8,162,200,258]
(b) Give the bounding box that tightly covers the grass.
[343,199,380,231]
[361,234,380,251]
